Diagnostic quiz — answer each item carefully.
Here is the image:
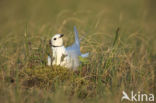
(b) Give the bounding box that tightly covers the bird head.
[49,34,64,47]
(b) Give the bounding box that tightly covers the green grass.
[0,0,155,103]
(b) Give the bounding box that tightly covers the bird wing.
[74,26,80,48]
[66,26,81,56]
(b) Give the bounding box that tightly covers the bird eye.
[53,38,56,40]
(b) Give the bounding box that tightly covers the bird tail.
[81,53,89,58]
[74,26,80,48]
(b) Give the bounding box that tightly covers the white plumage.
[48,26,89,70]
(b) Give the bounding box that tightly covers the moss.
[20,66,73,88]
[19,66,97,99]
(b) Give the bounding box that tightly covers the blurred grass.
[0,0,155,103]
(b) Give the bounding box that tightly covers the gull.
[48,26,89,70]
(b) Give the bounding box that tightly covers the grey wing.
[66,26,81,56]
[66,44,81,57]
[74,26,80,48]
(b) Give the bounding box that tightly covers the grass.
[0,0,155,103]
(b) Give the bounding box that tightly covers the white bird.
[48,26,89,70]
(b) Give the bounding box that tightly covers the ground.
[0,0,155,103]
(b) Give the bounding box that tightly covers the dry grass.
[0,0,155,103]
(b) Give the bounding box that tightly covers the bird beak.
[60,34,64,38]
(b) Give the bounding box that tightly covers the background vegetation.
[0,0,155,103]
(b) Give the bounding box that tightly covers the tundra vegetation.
[0,0,155,103]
